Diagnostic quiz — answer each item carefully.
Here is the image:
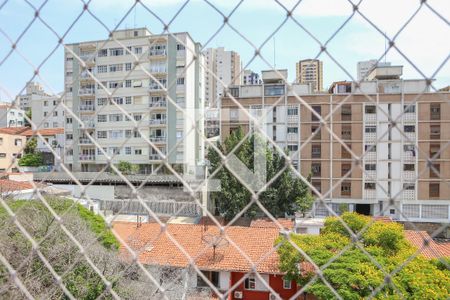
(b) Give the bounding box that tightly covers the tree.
[117,161,139,175]
[277,212,450,299]
[18,152,43,167]
[0,198,157,299]
[207,127,313,221]
[24,137,37,154]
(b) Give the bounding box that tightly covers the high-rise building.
[357,59,391,81]
[296,59,323,93]
[203,47,241,108]
[243,70,261,85]
[17,82,50,111]
[222,73,450,224]
[31,93,65,129]
[0,104,25,127]
[64,28,205,174]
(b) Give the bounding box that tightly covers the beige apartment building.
[0,128,26,173]
[296,59,323,93]
[221,73,450,223]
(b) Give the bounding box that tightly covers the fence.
[0,0,449,299]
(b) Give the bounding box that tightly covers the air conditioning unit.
[234,291,243,299]
[269,293,279,300]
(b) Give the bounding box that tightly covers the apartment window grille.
[312,180,321,195]
[403,164,415,171]
[97,98,107,106]
[311,144,321,158]
[430,124,440,139]
[311,162,321,177]
[365,164,376,171]
[287,127,298,134]
[53,111,58,116]
[44,122,49,128]
[429,183,440,198]
[109,48,124,56]
[133,130,140,138]
[14,139,22,146]
[365,105,376,114]
[66,134,73,140]
[125,147,132,155]
[97,65,107,73]
[97,131,107,139]
[430,163,440,178]
[134,114,142,121]
[422,205,448,219]
[109,114,123,122]
[287,107,299,116]
[341,182,351,196]
[44,112,48,117]
[110,147,121,155]
[0,153,6,158]
[44,101,48,106]
[430,103,441,120]
[134,47,142,54]
[230,109,238,120]
[125,63,132,71]
[125,130,132,138]
[311,105,321,121]
[113,97,124,105]
[125,96,132,104]
[176,44,185,51]
[365,182,376,190]
[109,64,123,72]
[404,125,415,133]
[98,49,108,57]
[177,77,185,85]
[125,80,132,88]
[229,87,239,97]
[341,104,352,121]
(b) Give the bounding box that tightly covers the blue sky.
[0,0,448,99]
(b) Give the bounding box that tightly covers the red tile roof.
[0,127,28,135]
[404,230,450,259]
[250,218,294,230]
[21,128,64,136]
[113,222,282,274]
[0,179,35,192]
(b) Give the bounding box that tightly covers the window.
[97,65,107,73]
[109,81,123,88]
[311,144,321,158]
[44,112,48,117]
[97,114,107,122]
[44,122,49,128]
[135,149,142,155]
[134,47,142,54]
[341,182,351,196]
[177,77,185,85]
[0,153,6,158]
[342,144,352,158]
[109,114,123,122]
[287,127,298,134]
[109,48,124,56]
[244,277,256,290]
[365,164,376,171]
[53,111,58,116]
[365,126,376,133]
[365,182,376,190]
[312,125,321,140]
[365,144,376,152]
[430,163,440,178]
[341,104,352,121]
[311,106,321,121]
[177,44,185,51]
[133,130,140,138]
[97,98,107,106]
[66,134,73,140]
[341,163,351,176]
[134,114,142,121]
[283,279,292,289]
[365,105,376,114]
[430,124,440,139]
[312,180,321,195]
[125,63,132,71]
[53,122,58,127]
[125,80,132,88]
[264,85,284,96]
[125,96,132,104]
[430,144,440,158]
[430,103,440,120]
[403,183,415,190]
[97,131,107,139]
[404,104,415,113]
[287,144,298,152]
[110,147,120,155]
[404,125,415,133]
[403,164,415,171]
[98,49,108,57]
[429,183,440,198]
[341,125,351,139]
[125,147,132,155]
[14,139,22,146]
[44,101,48,106]
[287,107,298,116]
[109,64,123,72]
[113,97,124,105]
[311,162,321,177]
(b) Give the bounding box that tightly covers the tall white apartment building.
[203,47,241,108]
[243,69,261,85]
[64,28,205,174]
[31,93,65,129]
[17,82,50,111]
[0,104,25,127]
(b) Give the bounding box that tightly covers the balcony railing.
[79,88,95,96]
[79,154,95,161]
[79,138,93,144]
[149,83,167,91]
[402,189,416,201]
[149,154,165,160]
[149,136,166,142]
[149,49,167,56]
[149,101,167,108]
[79,104,95,111]
[149,119,167,125]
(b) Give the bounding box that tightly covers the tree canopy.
[277,212,450,300]
[207,127,314,221]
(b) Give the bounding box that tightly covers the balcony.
[79,138,93,145]
[149,101,167,108]
[149,119,167,125]
[402,189,415,201]
[79,104,95,111]
[81,120,95,128]
[79,154,95,161]
[149,153,165,160]
[80,71,95,81]
[79,88,95,96]
[149,49,167,57]
[149,83,167,91]
[149,68,167,74]
[149,136,166,143]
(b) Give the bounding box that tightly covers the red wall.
[229,272,299,300]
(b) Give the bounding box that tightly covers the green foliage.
[116,161,139,175]
[207,127,313,220]
[18,152,43,167]
[277,213,450,299]
[24,137,37,154]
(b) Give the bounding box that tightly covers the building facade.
[203,47,241,108]
[64,28,205,174]
[0,128,26,173]
[357,59,392,81]
[31,93,65,129]
[0,105,25,128]
[221,79,450,223]
[243,69,261,85]
[17,82,50,111]
[296,59,323,93]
